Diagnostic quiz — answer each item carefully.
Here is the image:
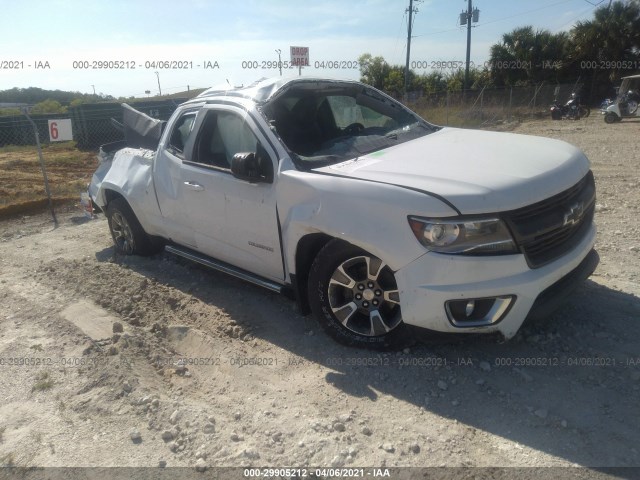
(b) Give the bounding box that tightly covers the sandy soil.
[0,115,638,477]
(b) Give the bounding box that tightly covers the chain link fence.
[406,83,584,127]
[0,85,587,149]
[0,112,70,147]
[0,99,187,149]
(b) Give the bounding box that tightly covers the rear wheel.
[308,240,410,349]
[106,197,162,256]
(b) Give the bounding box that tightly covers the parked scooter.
[602,74,640,123]
[551,92,590,120]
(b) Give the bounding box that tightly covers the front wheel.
[580,106,590,118]
[308,240,410,349]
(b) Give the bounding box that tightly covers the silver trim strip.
[165,245,283,294]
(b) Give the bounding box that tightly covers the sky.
[0,0,610,98]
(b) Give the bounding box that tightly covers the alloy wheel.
[327,255,401,337]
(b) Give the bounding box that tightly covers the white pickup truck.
[89,77,598,349]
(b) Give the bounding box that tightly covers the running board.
[164,245,284,294]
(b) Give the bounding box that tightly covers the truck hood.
[315,127,590,215]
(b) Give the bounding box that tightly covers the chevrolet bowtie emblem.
[563,202,585,226]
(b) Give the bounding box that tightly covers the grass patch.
[32,371,54,392]
[0,141,77,154]
[0,142,97,214]
[410,102,550,129]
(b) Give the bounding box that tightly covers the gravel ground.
[0,114,638,478]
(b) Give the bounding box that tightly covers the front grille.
[504,171,596,268]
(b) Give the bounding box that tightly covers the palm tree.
[489,27,570,86]
[571,1,640,101]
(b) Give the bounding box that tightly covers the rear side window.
[168,112,197,157]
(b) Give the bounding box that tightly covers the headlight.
[408,216,517,255]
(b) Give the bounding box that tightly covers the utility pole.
[275,49,283,76]
[465,0,472,92]
[461,0,479,93]
[404,0,417,100]
[155,71,162,96]
[90,84,96,95]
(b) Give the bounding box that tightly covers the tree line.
[0,87,118,115]
[2,0,638,113]
[359,0,640,103]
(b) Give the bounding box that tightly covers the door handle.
[183,181,204,191]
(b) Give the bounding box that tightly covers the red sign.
[290,46,309,67]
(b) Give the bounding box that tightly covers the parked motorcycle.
[551,92,590,120]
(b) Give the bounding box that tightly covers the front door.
[178,106,283,282]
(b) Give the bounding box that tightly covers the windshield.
[261,83,438,167]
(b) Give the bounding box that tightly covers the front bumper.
[395,223,597,338]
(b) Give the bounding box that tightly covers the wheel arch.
[103,188,126,207]
[292,232,334,314]
[101,187,156,238]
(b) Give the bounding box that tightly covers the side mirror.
[231,148,274,183]
[231,152,263,183]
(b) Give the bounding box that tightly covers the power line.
[555,5,599,30]
[412,0,576,37]
[394,10,408,61]
[474,0,576,27]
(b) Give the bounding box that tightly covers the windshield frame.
[258,79,439,171]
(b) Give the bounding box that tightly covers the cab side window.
[168,112,197,157]
[193,111,265,170]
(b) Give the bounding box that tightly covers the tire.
[580,106,590,118]
[604,112,618,124]
[307,239,410,350]
[106,197,162,256]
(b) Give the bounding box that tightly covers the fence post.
[469,86,487,111]
[22,110,57,226]
[509,87,513,121]
[529,82,544,115]
[446,90,450,125]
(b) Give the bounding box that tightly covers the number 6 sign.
[48,119,73,142]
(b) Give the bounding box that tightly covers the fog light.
[445,295,515,327]
[465,300,475,317]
